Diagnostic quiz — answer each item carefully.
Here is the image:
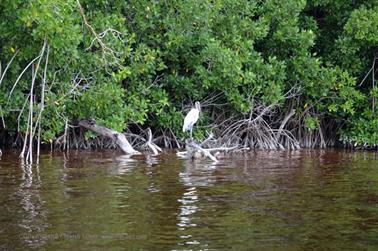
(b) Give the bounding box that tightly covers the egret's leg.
[190,128,193,140]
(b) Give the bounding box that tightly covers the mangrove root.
[144,127,162,155]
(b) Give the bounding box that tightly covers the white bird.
[183,101,201,138]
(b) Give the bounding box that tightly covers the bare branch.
[76,0,119,62]
[186,141,218,162]
[78,119,139,154]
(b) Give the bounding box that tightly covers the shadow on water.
[1,149,378,250]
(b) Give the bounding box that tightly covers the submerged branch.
[186,141,218,162]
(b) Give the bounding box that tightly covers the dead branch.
[205,146,238,152]
[86,28,124,52]
[186,141,218,162]
[78,119,139,154]
[76,0,105,49]
[76,0,119,62]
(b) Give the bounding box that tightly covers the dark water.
[1,149,378,250]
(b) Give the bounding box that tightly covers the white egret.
[183,101,201,138]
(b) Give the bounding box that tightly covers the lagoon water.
[1,149,378,250]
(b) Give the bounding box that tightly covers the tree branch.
[78,119,139,154]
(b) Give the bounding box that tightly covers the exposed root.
[7,94,341,159]
[143,128,162,155]
[154,129,181,148]
[19,39,48,163]
[213,105,300,150]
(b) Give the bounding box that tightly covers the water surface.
[1,149,378,250]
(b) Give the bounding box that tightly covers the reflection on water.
[1,149,378,250]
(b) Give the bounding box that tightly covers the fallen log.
[78,119,139,154]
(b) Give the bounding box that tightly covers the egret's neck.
[195,102,201,112]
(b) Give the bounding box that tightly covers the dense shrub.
[0,0,377,147]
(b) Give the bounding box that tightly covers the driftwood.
[78,119,139,154]
[186,141,219,162]
[182,133,241,162]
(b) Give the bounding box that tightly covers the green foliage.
[341,116,378,146]
[0,0,377,146]
[304,115,319,131]
[69,82,127,132]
